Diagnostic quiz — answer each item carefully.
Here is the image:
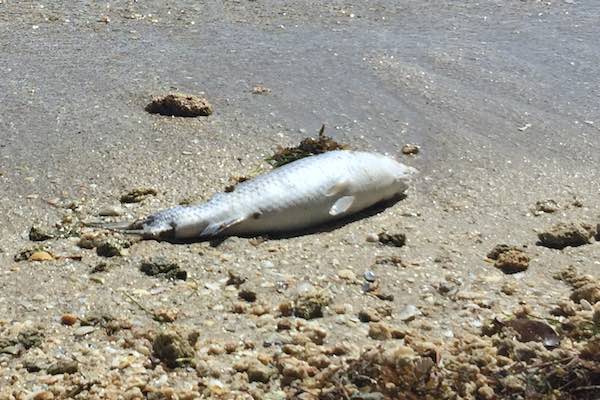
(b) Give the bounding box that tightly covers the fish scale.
[117,150,417,240]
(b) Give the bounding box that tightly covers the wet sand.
[1,1,599,398]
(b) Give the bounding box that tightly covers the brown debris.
[537,222,594,249]
[266,125,349,168]
[494,249,529,274]
[120,187,157,203]
[145,93,213,117]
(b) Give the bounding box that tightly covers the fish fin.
[326,179,349,197]
[200,216,246,237]
[329,195,355,216]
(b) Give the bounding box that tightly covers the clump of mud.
[266,125,349,168]
[145,93,213,117]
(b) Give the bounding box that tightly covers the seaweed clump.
[266,125,349,168]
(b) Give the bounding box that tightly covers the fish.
[101,150,417,240]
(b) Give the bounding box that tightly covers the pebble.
[401,143,420,155]
[47,359,78,375]
[368,322,392,340]
[397,304,419,321]
[337,269,356,280]
[98,205,125,216]
[74,326,96,336]
[30,391,54,400]
[29,251,54,262]
[366,233,379,242]
[60,314,78,326]
[363,271,376,282]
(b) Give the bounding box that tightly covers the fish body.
[130,150,416,240]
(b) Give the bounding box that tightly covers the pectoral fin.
[201,216,246,237]
[329,195,355,216]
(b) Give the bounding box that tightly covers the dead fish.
[98,150,417,240]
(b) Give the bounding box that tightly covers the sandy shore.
[1,1,599,399]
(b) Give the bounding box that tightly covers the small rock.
[247,361,273,383]
[90,262,111,273]
[96,238,125,257]
[500,281,517,295]
[120,188,157,203]
[29,251,54,262]
[397,304,419,321]
[365,233,379,242]
[145,93,213,117]
[494,249,529,274]
[140,257,187,280]
[571,283,600,304]
[29,225,54,241]
[31,391,54,400]
[401,144,420,155]
[60,314,78,326]
[153,308,179,323]
[363,271,376,282]
[47,360,78,375]
[537,222,594,249]
[293,290,331,320]
[358,308,382,323]
[251,85,271,95]
[98,205,125,216]
[368,322,392,340]
[337,269,356,281]
[152,331,195,368]
[533,199,559,214]
[487,244,519,260]
[377,232,406,247]
[74,326,96,336]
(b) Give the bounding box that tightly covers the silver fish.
[107,150,417,240]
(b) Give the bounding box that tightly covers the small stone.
[29,251,54,262]
[401,144,420,155]
[501,281,517,295]
[494,250,529,274]
[140,257,187,280]
[98,205,125,216]
[487,244,519,260]
[571,283,600,304]
[74,326,96,336]
[120,188,157,203]
[96,238,125,257]
[293,290,331,320]
[238,289,257,303]
[363,271,376,282]
[29,225,54,241]
[145,93,213,117]
[368,322,392,340]
[277,319,292,331]
[477,385,495,400]
[60,314,78,326]
[224,341,238,353]
[152,330,195,368]
[337,269,356,280]
[366,233,379,242]
[47,359,78,375]
[247,361,273,383]
[537,222,594,249]
[278,301,294,316]
[252,85,271,95]
[31,391,54,400]
[153,308,179,323]
[397,304,419,321]
[358,308,381,323]
[377,232,406,247]
[533,199,559,214]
